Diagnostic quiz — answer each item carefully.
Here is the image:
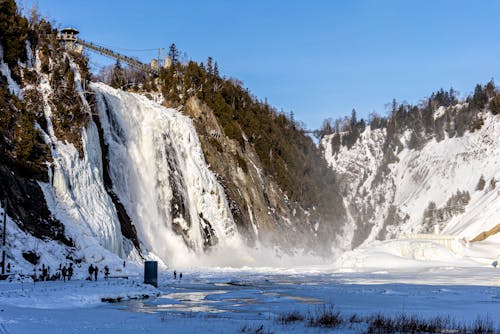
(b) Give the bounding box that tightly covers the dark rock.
[22,251,40,265]
[0,164,73,246]
[91,107,141,252]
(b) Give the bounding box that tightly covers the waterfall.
[91,83,240,266]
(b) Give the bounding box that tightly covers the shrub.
[277,311,304,324]
[307,305,343,328]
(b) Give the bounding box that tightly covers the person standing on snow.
[104,265,110,280]
[68,263,74,281]
[88,264,94,281]
[42,264,47,281]
[94,265,98,281]
[61,266,67,282]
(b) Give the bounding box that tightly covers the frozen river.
[2,267,500,333]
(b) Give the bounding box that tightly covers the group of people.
[33,263,74,282]
[87,264,99,281]
[61,263,74,281]
[32,263,114,282]
[30,261,126,282]
[87,264,113,280]
[173,270,183,280]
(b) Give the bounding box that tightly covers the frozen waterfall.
[91,83,240,266]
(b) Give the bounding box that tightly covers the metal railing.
[76,39,159,76]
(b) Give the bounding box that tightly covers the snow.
[322,112,500,249]
[433,106,446,119]
[393,115,500,237]
[0,45,24,99]
[337,238,480,271]
[2,268,500,333]
[0,278,158,310]
[33,52,126,260]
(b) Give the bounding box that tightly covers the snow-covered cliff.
[322,110,500,249]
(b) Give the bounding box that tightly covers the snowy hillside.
[322,109,500,269]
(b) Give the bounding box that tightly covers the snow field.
[2,269,500,333]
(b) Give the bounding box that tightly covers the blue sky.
[21,0,500,129]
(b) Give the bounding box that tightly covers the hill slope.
[322,102,500,269]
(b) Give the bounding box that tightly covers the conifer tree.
[486,79,495,98]
[213,62,219,78]
[0,0,29,66]
[110,61,126,89]
[206,57,213,76]
[471,84,488,110]
[168,43,179,66]
[350,108,357,130]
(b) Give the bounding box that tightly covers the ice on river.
[1,265,500,334]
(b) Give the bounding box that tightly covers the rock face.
[184,98,324,251]
[0,165,72,247]
[322,111,500,249]
[91,112,140,252]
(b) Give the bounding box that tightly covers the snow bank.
[0,279,158,309]
[336,235,500,272]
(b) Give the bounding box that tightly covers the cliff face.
[322,109,500,249]
[184,98,332,253]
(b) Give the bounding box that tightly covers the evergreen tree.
[213,61,219,78]
[168,43,179,66]
[0,0,29,66]
[486,79,495,98]
[350,108,357,130]
[110,61,126,89]
[471,84,488,110]
[206,57,213,76]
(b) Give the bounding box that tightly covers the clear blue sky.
[21,0,500,129]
